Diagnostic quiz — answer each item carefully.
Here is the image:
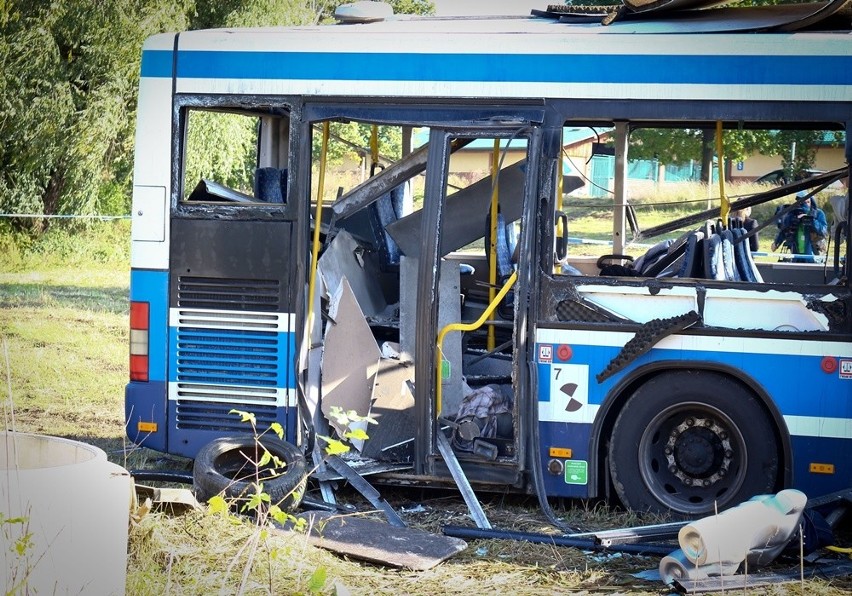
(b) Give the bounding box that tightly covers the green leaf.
[244,489,270,512]
[207,495,229,516]
[317,435,350,456]
[228,409,256,426]
[271,508,295,526]
[270,422,284,439]
[344,428,369,441]
[328,406,349,426]
[258,448,272,467]
[307,567,327,593]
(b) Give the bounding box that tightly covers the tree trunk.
[41,167,66,232]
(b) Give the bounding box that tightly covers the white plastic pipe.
[1,432,132,595]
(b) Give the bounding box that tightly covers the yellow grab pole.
[487,139,500,350]
[555,151,565,274]
[306,122,330,331]
[436,271,517,416]
[716,121,730,223]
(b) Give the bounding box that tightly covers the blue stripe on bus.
[141,49,852,86]
[536,342,850,420]
[129,269,169,383]
[140,49,174,78]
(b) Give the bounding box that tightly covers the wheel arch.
[588,360,792,502]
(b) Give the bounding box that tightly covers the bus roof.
[140,12,852,103]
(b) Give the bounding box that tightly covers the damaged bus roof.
[140,4,852,103]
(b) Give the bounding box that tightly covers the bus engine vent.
[174,327,285,391]
[177,276,280,311]
[175,400,279,431]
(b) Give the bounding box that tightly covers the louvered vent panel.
[178,276,280,311]
[175,327,282,387]
[175,400,278,431]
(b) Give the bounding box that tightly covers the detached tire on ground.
[608,370,780,517]
[193,435,307,510]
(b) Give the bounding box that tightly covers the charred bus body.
[126,10,852,517]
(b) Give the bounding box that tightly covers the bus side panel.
[535,342,616,499]
[789,435,850,498]
[166,218,297,458]
[534,331,852,500]
[126,268,170,452]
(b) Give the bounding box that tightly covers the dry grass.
[126,504,666,596]
[126,489,852,595]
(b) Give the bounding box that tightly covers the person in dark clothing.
[771,193,828,262]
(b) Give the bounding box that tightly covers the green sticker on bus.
[441,359,451,380]
[564,460,588,485]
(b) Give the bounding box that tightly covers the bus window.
[180,108,290,205]
[555,123,848,287]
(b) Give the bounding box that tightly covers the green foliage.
[1,513,34,594]
[198,407,370,595]
[0,220,130,272]
[184,111,258,196]
[385,0,436,15]
[0,0,436,229]
[306,566,327,593]
[194,0,322,29]
[0,1,192,228]
[314,122,404,169]
[628,127,844,183]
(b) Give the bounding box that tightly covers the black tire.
[193,435,307,510]
[608,370,779,517]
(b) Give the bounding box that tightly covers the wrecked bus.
[125,7,852,518]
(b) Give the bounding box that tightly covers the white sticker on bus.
[540,364,598,424]
[840,359,852,380]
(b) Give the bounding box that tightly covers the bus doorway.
[300,114,544,490]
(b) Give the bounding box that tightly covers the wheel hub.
[665,416,732,487]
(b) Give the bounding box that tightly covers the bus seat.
[732,227,763,283]
[720,229,741,281]
[369,184,404,268]
[633,238,673,274]
[675,231,704,278]
[484,211,517,319]
[705,233,725,280]
[254,167,287,203]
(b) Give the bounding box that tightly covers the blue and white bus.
[126,5,852,517]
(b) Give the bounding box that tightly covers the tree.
[0,0,193,230]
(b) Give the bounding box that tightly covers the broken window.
[554,123,848,286]
[179,107,290,205]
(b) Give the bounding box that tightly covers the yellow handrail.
[435,271,517,416]
[487,139,500,351]
[555,151,565,274]
[306,122,330,332]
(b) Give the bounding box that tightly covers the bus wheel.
[608,370,779,517]
[193,435,307,510]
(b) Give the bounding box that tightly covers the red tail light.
[130,301,149,382]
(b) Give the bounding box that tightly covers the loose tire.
[193,435,307,510]
[608,370,779,517]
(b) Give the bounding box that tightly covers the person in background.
[771,192,828,262]
[731,206,759,253]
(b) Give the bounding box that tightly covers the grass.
[3,213,852,594]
